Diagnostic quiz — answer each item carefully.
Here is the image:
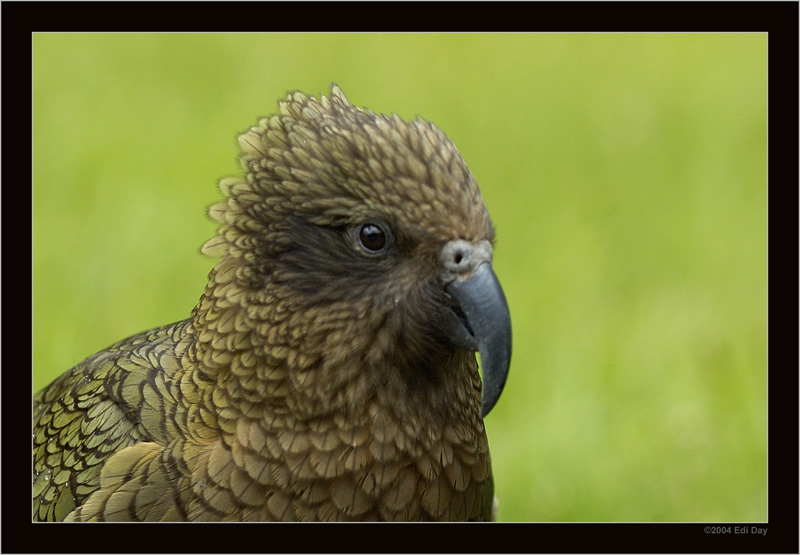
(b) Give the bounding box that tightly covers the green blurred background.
[33,33,766,522]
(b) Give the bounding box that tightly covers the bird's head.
[198,85,511,419]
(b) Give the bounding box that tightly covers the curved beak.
[441,241,512,418]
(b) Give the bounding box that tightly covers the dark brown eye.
[356,223,389,253]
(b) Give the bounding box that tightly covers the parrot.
[32,84,511,521]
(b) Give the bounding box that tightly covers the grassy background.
[33,33,766,522]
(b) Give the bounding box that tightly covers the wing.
[32,319,193,521]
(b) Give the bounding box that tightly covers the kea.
[32,85,512,521]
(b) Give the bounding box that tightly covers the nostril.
[439,239,493,285]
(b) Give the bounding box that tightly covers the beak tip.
[479,340,511,418]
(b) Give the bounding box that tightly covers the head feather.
[203,84,492,261]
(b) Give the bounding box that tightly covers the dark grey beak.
[440,240,512,418]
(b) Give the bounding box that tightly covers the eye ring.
[354,222,392,255]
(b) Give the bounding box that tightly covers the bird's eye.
[356,223,390,254]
